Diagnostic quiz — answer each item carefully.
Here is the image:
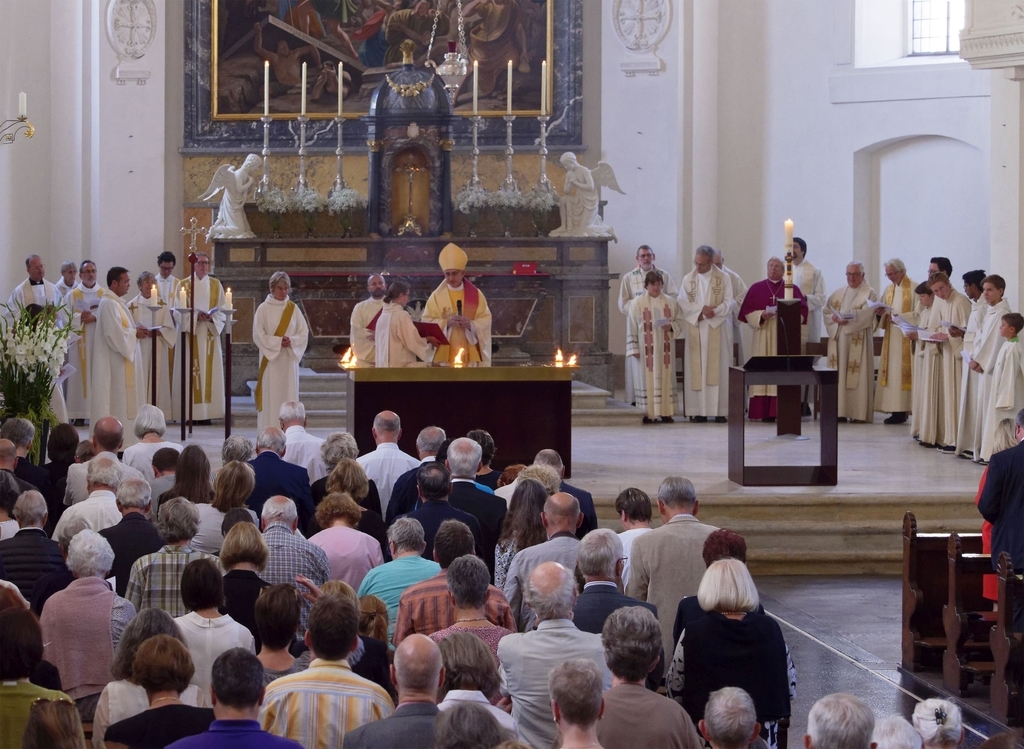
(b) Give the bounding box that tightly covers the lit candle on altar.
[507,60,513,115]
[264,61,269,117]
[784,218,794,300]
[784,219,793,250]
[301,62,307,116]
[225,288,233,310]
[19,92,26,118]
[178,286,186,309]
[337,62,343,116]
[473,60,479,116]
[541,61,547,116]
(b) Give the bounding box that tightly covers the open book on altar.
[366,310,448,345]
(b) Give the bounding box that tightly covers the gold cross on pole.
[180,216,206,252]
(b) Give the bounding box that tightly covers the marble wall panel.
[230,296,256,344]
[568,296,596,344]
[490,298,539,338]
[302,299,358,338]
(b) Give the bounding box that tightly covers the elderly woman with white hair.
[666,557,790,749]
[122,403,182,477]
[39,529,136,721]
[253,271,310,432]
[912,699,963,749]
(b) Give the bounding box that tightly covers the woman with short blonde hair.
[191,461,257,555]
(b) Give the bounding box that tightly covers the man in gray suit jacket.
[625,476,718,663]
[502,493,582,632]
[343,634,443,749]
[498,562,612,749]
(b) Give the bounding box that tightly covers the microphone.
[456,300,463,316]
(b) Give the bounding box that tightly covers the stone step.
[570,381,613,411]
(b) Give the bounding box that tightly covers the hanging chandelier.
[426,0,469,107]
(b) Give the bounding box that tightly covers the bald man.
[63,417,145,506]
[502,493,583,631]
[343,634,443,749]
[349,273,387,366]
[7,255,62,315]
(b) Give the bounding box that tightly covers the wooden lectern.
[776,299,803,436]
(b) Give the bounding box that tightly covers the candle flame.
[555,349,564,367]
[454,348,465,367]
[567,354,577,367]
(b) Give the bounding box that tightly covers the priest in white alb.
[618,245,677,402]
[627,271,685,423]
[176,252,227,422]
[875,260,916,425]
[253,272,310,432]
[422,243,492,366]
[66,260,107,422]
[908,282,939,444]
[792,238,826,352]
[127,271,177,417]
[712,248,748,365]
[955,274,1009,460]
[373,280,438,367]
[90,267,145,446]
[678,246,734,423]
[55,261,77,299]
[824,262,879,423]
[348,273,386,366]
[924,272,973,453]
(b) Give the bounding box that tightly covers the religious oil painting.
[211,0,554,119]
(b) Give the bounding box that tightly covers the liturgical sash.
[880,276,913,390]
[433,280,482,364]
[255,300,295,412]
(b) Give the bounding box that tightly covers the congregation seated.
[121,404,182,478]
[386,426,447,525]
[99,477,163,597]
[447,437,507,580]
[126,498,215,618]
[63,417,145,506]
[319,580,396,700]
[248,428,316,532]
[0,490,63,601]
[2,418,52,507]
[313,458,388,555]
[192,460,256,555]
[102,634,215,748]
[427,554,515,658]
[313,432,383,516]
[158,444,215,512]
[912,699,964,749]
[467,428,501,490]
[309,492,383,589]
[493,478,547,590]
[219,521,270,649]
[255,583,311,686]
[395,520,514,646]
[43,423,79,532]
[699,687,767,749]
[436,631,521,737]
[174,558,255,693]
[405,462,484,562]
[873,716,923,749]
[92,609,211,749]
[40,529,135,721]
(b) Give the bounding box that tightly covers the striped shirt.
[392,570,516,646]
[260,658,394,749]
[125,544,214,618]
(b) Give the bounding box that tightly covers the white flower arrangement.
[454,185,490,215]
[488,188,526,211]
[522,188,557,213]
[293,188,328,214]
[327,188,367,215]
[255,187,290,214]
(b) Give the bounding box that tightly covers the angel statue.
[199,154,263,240]
[550,152,625,239]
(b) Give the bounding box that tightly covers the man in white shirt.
[614,488,653,589]
[357,411,419,520]
[64,417,145,506]
[53,458,123,537]
[280,400,325,482]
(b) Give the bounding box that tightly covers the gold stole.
[879,276,913,390]
[433,281,483,364]
[685,272,723,390]
[255,301,295,412]
[72,287,105,398]
[114,302,139,419]
[181,277,221,404]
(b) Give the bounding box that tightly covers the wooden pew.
[942,532,995,695]
[901,513,982,672]
[990,552,1024,727]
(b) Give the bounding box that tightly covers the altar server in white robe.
[626,271,685,423]
[908,282,938,442]
[8,255,63,315]
[66,260,107,421]
[824,262,879,423]
[712,248,747,365]
[349,273,386,366]
[253,272,310,432]
[155,251,181,306]
[678,246,734,422]
[980,312,1024,462]
[925,272,973,453]
[127,271,177,416]
[177,253,227,421]
[619,245,677,402]
[54,261,77,299]
[792,238,826,352]
[373,280,439,368]
[90,267,145,447]
[875,260,916,425]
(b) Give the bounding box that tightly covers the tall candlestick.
[541,61,547,116]
[18,92,26,118]
[337,62,343,116]
[507,60,513,115]
[473,60,479,116]
[301,62,307,116]
[263,62,269,117]
[225,288,233,310]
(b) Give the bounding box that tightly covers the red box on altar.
[513,262,538,275]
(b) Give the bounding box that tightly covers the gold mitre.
[438,243,468,271]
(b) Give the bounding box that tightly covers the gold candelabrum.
[1,115,34,145]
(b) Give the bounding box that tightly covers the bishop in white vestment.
[253,272,310,433]
[177,254,227,421]
[678,247,734,420]
[65,261,107,421]
[626,271,684,422]
[618,245,677,402]
[90,268,145,446]
[422,243,492,366]
[875,261,916,423]
[926,273,973,452]
[823,262,879,423]
[127,272,177,418]
[348,273,386,366]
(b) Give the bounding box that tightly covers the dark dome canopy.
[367,61,453,120]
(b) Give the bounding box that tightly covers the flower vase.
[338,209,355,238]
[498,208,515,238]
[532,210,549,237]
[465,208,481,238]
[303,211,318,238]
[269,212,283,238]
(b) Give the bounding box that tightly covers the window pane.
[910,0,965,55]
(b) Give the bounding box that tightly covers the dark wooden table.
[728,366,838,486]
[346,366,574,475]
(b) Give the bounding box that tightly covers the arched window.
[910,0,965,55]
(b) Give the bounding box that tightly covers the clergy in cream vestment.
[792,238,826,351]
[626,271,685,422]
[927,273,973,451]
[127,272,177,418]
[177,254,227,421]
[7,256,62,316]
[66,261,107,421]
[422,243,492,366]
[348,273,386,366]
[155,251,181,306]
[618,245,677,402]
[678,247,734,419]
[712,249,748,366]
[54,261,77,299]
[980,315,1024,462]
[253,272,310,433]
[956,275,1010,459]
[90,267,145,446]
[373,280,435,368]
[908,284,938,442]
[876,261,916,422]
[824,262,879,423]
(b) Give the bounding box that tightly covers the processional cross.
[180,216,205,252]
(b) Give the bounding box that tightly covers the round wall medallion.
[613,0,670,52]
[106,0,157,61]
